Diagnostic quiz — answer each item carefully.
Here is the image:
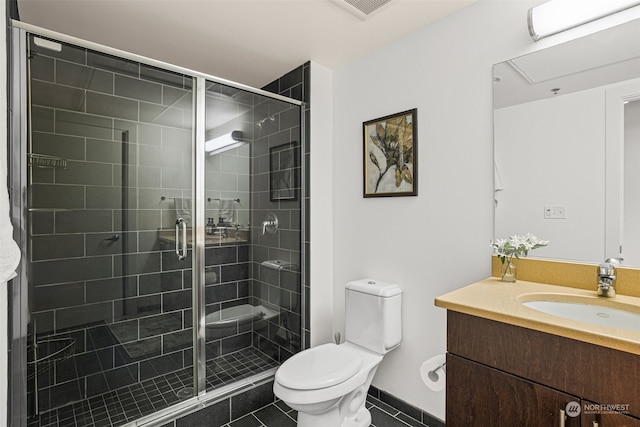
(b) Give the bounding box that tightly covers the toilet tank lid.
[346,279,401,297]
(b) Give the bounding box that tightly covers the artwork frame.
[269,141,299,202]
[363,108,418,198]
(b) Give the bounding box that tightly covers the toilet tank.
[344,279,402,354]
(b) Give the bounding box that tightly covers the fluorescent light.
[204,130,244,155]
[528,0,640,41]
[33,37,62,52]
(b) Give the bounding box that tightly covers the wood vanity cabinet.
[447,354,580,426]
[446,311,640,427]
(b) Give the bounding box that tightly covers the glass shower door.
[25,34,196,424]
[201,81,303,392]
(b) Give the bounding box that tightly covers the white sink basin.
[521,298,640,332]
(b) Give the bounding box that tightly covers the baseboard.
[368,385,445,427]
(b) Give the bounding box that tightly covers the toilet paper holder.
[420,354,446,392]
[428,362,446,382]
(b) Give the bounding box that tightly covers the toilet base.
[296,406,341,427]
[295,402,371,427]
[292,381,372,427]
[342,406,371,427]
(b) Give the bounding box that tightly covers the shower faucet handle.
[262,212,278,235]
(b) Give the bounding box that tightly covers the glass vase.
[501,260,517,282]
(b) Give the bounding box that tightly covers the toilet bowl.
[274,342,382,427]
[273,279,402,427]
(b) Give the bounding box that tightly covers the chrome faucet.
[597,258,623,298]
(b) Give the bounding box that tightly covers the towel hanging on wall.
[174,198,192,224]
[219,198,236,224]
[0,163,20,282]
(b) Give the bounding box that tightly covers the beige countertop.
[435,278,640,356]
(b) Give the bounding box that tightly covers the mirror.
[622,99,640,264]
[493,18,640,266]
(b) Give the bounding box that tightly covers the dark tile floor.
[222,395,434,427]
[28,346,440,427]
[28,347,279,427]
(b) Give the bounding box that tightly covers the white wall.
[309,61,335,346]
[330,0,543,420]
[495,89,606,263]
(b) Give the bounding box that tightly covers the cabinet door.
[447,354,580,427]
[581,401,640,427]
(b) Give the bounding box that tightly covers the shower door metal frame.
[8,21,307,427]
[8,27,30,427]
[192,76,207,397]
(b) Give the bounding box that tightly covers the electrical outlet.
[544,206,566,219]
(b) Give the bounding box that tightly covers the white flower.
[491,233,548,280]
[491,233,549,261]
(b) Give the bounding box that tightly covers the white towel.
[0,177,20,283]
[219,199,236,224]
[174,198,192,224]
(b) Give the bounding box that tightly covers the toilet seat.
[275,343,362,390]
[274,342,384,406]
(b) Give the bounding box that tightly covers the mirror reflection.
[493,18,640,266]
[623,98,640,264]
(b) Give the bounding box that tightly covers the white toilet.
[273,279,402,427]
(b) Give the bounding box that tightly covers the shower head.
[256,116,276,129]
[205,130,247,156]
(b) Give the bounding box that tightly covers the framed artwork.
[363,109,417,198]
[270,141,299,201]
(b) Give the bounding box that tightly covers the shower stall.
[8,23,305,427]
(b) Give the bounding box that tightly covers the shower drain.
[176,387,194,400]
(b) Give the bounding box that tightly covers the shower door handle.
[175,218,187,261]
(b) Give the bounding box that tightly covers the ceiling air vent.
[330,0,394,21]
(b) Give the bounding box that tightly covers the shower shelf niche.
[27,153,68,169]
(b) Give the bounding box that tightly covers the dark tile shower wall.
[26,38,251,415]
[255,63,310,359]
[262,63,311,351]
[202,83,255,364]
[203,82,254,230]
[202,245,252,360]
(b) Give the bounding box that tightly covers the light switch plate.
[544,205,566,219]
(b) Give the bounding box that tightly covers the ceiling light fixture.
[528,0,640,41]
[205,130,245,155]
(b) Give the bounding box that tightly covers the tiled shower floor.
[28,347,279,427]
